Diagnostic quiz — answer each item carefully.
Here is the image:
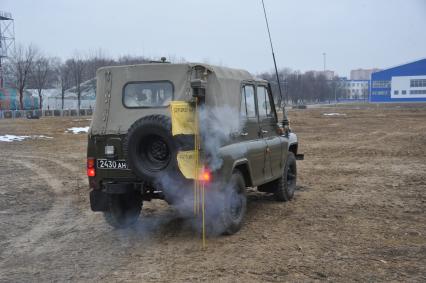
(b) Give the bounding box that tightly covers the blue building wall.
[0,88,40,110]
[370,58,426,102]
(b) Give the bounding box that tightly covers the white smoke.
[151,105,246,236]
[121,106,246,236]
[157,172,239,236]
[198,105,243,170]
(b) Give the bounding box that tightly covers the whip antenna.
[261,0,286,107]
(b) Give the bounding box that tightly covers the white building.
[338,80,369,100]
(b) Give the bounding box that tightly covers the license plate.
[97,159,128,169]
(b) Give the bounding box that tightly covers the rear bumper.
[90,183,137,212]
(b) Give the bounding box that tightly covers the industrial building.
[370,58,426,102]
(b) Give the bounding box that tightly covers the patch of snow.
[322,113,347,116]
[67,127,90,134]
[36,135,54,139]
[26,89,61,98]
[72,119,92,122]
[0,135,53,142]
[0,135,29,142]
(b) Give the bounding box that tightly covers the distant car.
[292,104,307,109]
[26,111,40,119]
[87,63,301,234]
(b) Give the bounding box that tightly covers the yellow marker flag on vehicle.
[170,101,195,136]
[176,150,202,179]
[170,101,199,180]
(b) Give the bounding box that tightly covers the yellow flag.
[170,101,199,179]
[169,101,195,136]
[177,150,202,179]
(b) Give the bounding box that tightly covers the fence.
[43,97,96,110]
[0,108,93,119]
[1,88,96,110]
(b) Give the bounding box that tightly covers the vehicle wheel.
[103,191,142,229]
[221,170,247,235]
[274,152,297,202]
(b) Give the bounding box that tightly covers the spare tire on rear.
[124,115,180,183]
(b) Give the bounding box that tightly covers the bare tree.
[51,58,71,110]
[5,44,38,109]
[67,55,86,111]
[31,56,51,109]
[85,49,114,81]
[117,55,150,66]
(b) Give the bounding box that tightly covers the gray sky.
[2,0,426,77]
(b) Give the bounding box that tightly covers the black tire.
[274,152,297,202]
[221,170,247,235]
[103,192,142,229]
[124,115,180,183]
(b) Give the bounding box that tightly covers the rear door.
[239,84,266,185]
[256,84,283,180]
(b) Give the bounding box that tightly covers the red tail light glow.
[87,168,96,177]
[87,158,96,177]
[199,168,212,183]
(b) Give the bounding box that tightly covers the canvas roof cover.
[90,63,263,135]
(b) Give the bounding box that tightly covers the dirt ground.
[0,104,425,282]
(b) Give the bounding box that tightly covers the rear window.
[123,81,173,108]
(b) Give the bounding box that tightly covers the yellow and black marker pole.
[170,100,206,249]
[193,98,206,249]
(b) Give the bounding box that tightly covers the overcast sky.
[2,0,425,77]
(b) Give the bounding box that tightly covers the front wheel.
[103,191,142,229]
[274,152,297,201]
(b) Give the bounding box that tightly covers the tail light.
[87,158,96,177]
[199,167,212,183]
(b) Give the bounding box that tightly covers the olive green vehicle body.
[87,63,299,208]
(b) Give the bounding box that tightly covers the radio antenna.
[261,0,286,108]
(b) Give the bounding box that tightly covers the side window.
[257,86,272,118]
[240,85,256,118]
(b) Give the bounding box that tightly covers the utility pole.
[334,83,337,106]
[322,52,326,72]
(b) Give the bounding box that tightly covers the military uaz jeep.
[88,63,301,235]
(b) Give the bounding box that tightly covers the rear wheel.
[103,191,142,229]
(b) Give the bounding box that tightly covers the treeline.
[259,69,347,106]
[4,43,355,110]
[3,43,176,110]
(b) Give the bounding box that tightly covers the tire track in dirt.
[0,156,86,256]
[0,155,133,282]
[5,154,87,183]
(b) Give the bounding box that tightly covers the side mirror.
[282,107,290,134]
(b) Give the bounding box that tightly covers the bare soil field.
[0,104,425,282]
